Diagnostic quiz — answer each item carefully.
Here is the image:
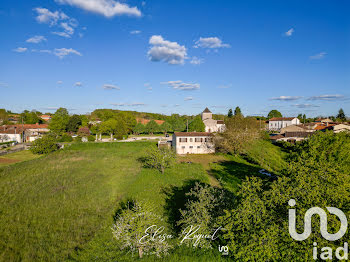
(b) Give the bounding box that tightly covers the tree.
[336,108,346,122]
[170,118,186,132]
[219,132,350,261]
[141,147,176,174]
[188,116,205,132]
[20,110,42,124]
[66,115,82,133]
[112,201,171,258]
[49,108,70,135]
[216,116,262,154]
[100,118,127,140]
[234,106,242,117]
[133,123,145,135]
[160,122,173,134]
[267,109,282,119]
[0,109,9,123]
[227,108,233,118]
[145,120,160,135]
[30,135,59,154]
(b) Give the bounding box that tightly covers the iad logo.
[288,199,348,241]
[288,199,349,260]
[218,245,229,256]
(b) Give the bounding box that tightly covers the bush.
[87,135,95,142]
[30,135,59,154]
[140,147,176,173]
[74,136,82,143]
[58,133,73,142]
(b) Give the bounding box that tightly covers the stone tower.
[201,107,212,121]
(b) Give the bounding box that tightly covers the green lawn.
[0,150,41,167]
[0,140,286,261]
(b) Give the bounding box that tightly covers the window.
[195,138,202,142]
[189,146,193,149]
[205,137,212,142]
[190,138,193,142]
[179,138,187,142]
[181,146,185,149]
[197,146,200,148]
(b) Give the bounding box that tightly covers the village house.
[201,108,225,133]
[268,117,300,131]
[40,115,52,122]
[172,132,215,154]
[0,124,49,143]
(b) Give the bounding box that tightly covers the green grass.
[0,150,41,167]
[0,142,213,261]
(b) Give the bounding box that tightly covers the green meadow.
[0,141,286,261]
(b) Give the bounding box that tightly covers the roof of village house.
[0,124,49,134]
[136,118,165,125]
[269,117,296,121]
[269,134,284,140]
[174,132,212,137]
[78,126,90,134]
[314,124,336,131]
[217,120,224,124]
[203,107,212,113]
[40,115,51,118]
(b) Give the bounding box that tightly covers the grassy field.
[0,150,41,167]
[0,140,286,261]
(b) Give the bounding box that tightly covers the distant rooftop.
[203,107,212,113]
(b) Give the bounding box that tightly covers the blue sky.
[1,0,349,117]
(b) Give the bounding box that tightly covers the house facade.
[172,132,215,154]
[201,108,225,133]
[268,117,300,131]
[0,124,49,143]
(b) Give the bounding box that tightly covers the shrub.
[141,147,176,173]
[111,201,171,258]
[30,135,59,154]
[87,135,95,142]
[58,133,73,142]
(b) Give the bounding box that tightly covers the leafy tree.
[145,120,160,135]
[160,122,173,134]
[58,133,73,142]
[178,182,232,248]
[100,118,127,139]
[219,131,350,261]
[234,106,242,117]
[216,116,262,154]
[112,201,171,258]
[20,110,42,124]
[0,109,9,123]
[141,147,176,174]
[170,118,186,132]
[267,109,282,119]
[30,135,59,154]
[336,108,346,122]
[66,115,82,133]
[133,123,145,135]
[227,108,233,118]
[188,116,205,132]
[49,108,70,135]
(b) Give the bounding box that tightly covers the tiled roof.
[203,107,212,113]
[217,120,224,124]
[174,132,212,137]
[136,118,165,125]
[269,134,284,140]
[269,117,296,121]
[0,124,49,134]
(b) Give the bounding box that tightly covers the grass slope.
[0,150,40,167]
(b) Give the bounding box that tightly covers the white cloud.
[194,37,230,49]
[310,52,327,60]
[102,84,120,90]
[26,35,47,43]
[285,28,294,37]
[161,80,200,91]
[52,31,71,38]
[74,82,83,87]
[130,30,141,34]
[55,0,141,17]
[13,47,27,53]
[53,48,82,58]
[218,85,231,89]
[148,35,187,65]
[184,96,193,101]
[190,57,204,65]
[292,104,319,108]
[57,80,63,84]
[111,102,145,106]
[308,94,345,101]
[270,96,303,101]
[33,7,68,25]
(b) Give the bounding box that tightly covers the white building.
[268,117,300,131]
[201,108,225,133]
[172,132,215,154]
